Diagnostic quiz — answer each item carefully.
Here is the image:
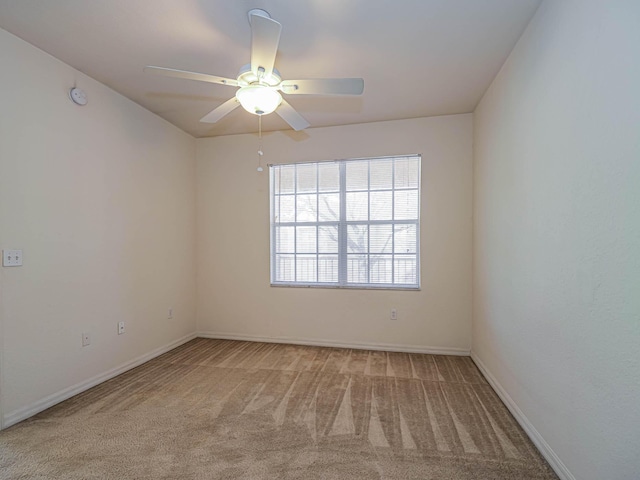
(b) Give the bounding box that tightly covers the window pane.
[395,157,419,189]
[370,159,393,190]
[318,193,339,222]
[275,254,295,282]
[275,226,295,253]
[370,224,392,254]
[318,255,339,282]
[346,160,368,191]
[370,191,392,220]
[296,194,317,222]
[394,189,419,220]
[318,162,339,192]
[394,224,417,253]
[347,255,368,283]
[370,255,392,284]
[318,225,338,253]
[296,226,317,253]
[347,225,368,254]
[275,165,296,194]
[271,156,420,289]
[394,256,417,284]
[346,191,368,221]
[296,255,317,282]
[275,195,295,222]
[296,163,317,193]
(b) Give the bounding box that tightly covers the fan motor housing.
[237,63,281,86]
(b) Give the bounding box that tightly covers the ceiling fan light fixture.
[144,9,363,131]
[236,85,282,115]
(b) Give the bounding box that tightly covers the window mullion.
[316,163,319,283]
[294,164,298,282]
[391,158,396,284]
[338,161,347,286]
[270,167,276,283]
[367,159,371,285]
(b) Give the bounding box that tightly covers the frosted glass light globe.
[236,85,282,115]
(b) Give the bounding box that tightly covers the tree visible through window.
[270,155,421,289]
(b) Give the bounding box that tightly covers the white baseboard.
[470,351,575,480]
[198,331,470,356]
[3,332,197,429]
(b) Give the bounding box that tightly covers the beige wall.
[0,29,197,424]
[473,1,640,479]
[196,115,473,352]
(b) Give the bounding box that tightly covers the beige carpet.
[0,338,557,479]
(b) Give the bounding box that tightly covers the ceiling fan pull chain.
[257,115,264,172]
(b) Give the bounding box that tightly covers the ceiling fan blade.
[276,100,310,131]
[200,97,241,123]
[249,12,282,80]
[144,66,238,87]
[280,78,364,96]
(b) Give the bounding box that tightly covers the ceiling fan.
[144,9,364,131]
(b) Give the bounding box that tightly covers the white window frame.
[270,155,421,290]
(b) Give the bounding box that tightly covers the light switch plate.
[3,249,23,267]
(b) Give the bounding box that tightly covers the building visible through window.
[270,155,421,289]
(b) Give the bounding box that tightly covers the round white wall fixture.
[69,87,88,106]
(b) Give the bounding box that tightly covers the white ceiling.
[0,0,541,138]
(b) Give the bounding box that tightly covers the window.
[270,155,421,289]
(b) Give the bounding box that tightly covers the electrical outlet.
[390,308,397,320]
[118,321,125,335]
[82,332,91,347]
[168,308,173,320]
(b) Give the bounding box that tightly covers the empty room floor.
[0,339,557,479]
